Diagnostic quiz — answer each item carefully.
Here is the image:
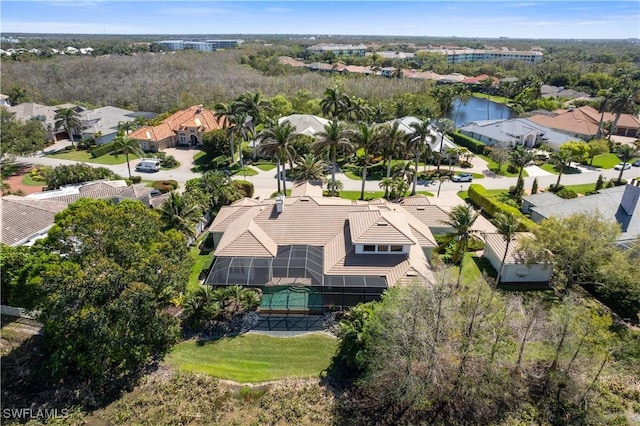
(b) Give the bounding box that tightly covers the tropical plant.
[321,87,350,119]
[117,120,138,135]
[492,212,521,286]
[379,177,394,200]
[54,107,82,146]
[408,120,433,195]
[439,204,480,287]
[608,87,638,140]
[294,153,327,181]
[376,120,406,179]
[112,135,144,180]
[509,146,534,201]
[432,118,455,172]
[258,121,297,194]
[551,149,575,187]
[159,191,202,240]
[615,144,639,184]
[353,122,380,200]
[313,119,353,196]
[234,92,272,160]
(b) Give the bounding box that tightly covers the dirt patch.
[3,164,45,195]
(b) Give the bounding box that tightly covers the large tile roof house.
[129,105,226,152]
[206,183,444,312]
[522,179,640,250]
[528,105,640,140]
[1,180,156,246]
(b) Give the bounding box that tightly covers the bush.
[506,164,518,174]
[548,184,565,193]
[241,146,253,162]
[151,180,178,193]
[212,155,231,168]
[468,184,536,231]
[459,161,473,168]
[232,180,254,198]
[556,188,578,199]
[131,175,142,184]
[450,131,486,154]
[90,142,116,158]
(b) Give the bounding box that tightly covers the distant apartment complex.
[307,43,367,57]
[156,39,243,52]
[420,46,543,64]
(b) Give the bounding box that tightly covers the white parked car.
[135,159,161,172]
[451,173,474,182]
[614,163,631,171]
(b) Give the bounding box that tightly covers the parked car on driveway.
[632,160,640,167]
[614,163,631,171]
[135,159,161,172]
[451,173,473,182]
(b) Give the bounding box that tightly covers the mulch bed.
[4,164,45,195]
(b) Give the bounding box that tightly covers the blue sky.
[1,1,639,39]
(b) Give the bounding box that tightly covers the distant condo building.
[307,43,367,57]
[419,47,543,64]
[156,39,243,52]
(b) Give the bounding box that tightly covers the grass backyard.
[539,163,582,175]
[590,153,623,169]
[21,174,46,186]
[187,243,215,292]
[166,334,337,382]
[478,155,527,178]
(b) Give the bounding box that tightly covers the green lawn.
[21,174,46,187]
[187,243,215,292]
[166,334,337,382]
[590,153,621,169]
[539,163,581,175]
[559,182,597,194]
[231,166,258,177]
[254,162,276,171]
[48,149,140,165]
[478,155,527,178]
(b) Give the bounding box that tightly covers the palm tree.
[436,174,449,198]
[595,88,612,140]
[379,177,394,200]
[492,212,521,286]
[353,122,380,200]
[481,77,495,120]
[432,118,455,172]
[321,87,349,119]
[294,153,327,181]
[112,135,144,180]
[377,120,406,180]
[445,147,459,172]
[159,191,202,240]
[440,204,480,287]
[214,102,240,161]
[313,119,354,196]
[117,120,138,136]
[258,121,297,194]
[54,107,82,146]
[409,120,432,195]
[608,88,638,140]
[509,146,534,201]
[615,144,639,184]
[431,85,456,118]
[551,150,575,188]
[452,83,472,124]
[234,92,272,160]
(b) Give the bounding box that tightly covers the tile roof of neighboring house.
[130,105,225,143]
[345,64,373,74]
[5,102,58,127]
[522,191,564,208]
[482,232,536,264]
[399,194,432,205]
[78,106,136,137]
[0,197,68,246]
[278,114,329,136]
[540,85,592,100]
[2,180,157,246]
[148,192,171,209]
[278,56,306,67]
[462,74,498,84]
[528,105,640,138]
[398,203,452,229]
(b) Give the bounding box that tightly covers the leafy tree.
[37,199,191,399]
[615,144,639,184]
[54,107,82,146]
[201,128,230,158]
[313,119,353,196]
[551,149,575,187]
[595,174,605,191]
[0,108,49,156]
[5,85,28,105]
[587,139,610,165]
[559,141,590,164]
[531,177,539,194]
[43,163,118,189]
[112,135,143,180]
[184,170,243,214]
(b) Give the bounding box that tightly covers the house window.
[390,245,403,252]
[363,245,376,252]
[378,245,389,252]
[179,133,187,144]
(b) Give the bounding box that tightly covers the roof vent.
[275,194,285,213]
[416,207,425,211]
[376,221,388,226]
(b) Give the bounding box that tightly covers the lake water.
[447,97,515,127]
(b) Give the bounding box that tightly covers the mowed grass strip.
[166,333,337,382]
[48,149,140,165]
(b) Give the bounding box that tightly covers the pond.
[447,96,515,127]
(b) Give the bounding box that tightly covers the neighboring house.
[78,106,137,144]
[129,105,226,152]
[459,118,584,150]
[4,102,85,141]
[482,232,553,284]
[540,85,593,100]
[383,116,459,153]
[528,105,640,140]
[306,44,367,57]
[278,114,329,137]
[523,179,640,250]
[1,180,156,246]
[461,74,499,86]
[206,181,438,312]
[278,56,306,68]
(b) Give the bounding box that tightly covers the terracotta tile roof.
[528,105,640,138]
[130,105,225,143]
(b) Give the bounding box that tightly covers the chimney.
[195,104,203,114]
[620,178,640,215]
[275,194,285,213]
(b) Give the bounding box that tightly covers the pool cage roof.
[206,244,388,288]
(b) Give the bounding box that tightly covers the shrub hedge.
[151,180,179,193]
[468,184,536,231]
[232,180,255,198]
[90,142,116,158]
[450,131,487,155]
